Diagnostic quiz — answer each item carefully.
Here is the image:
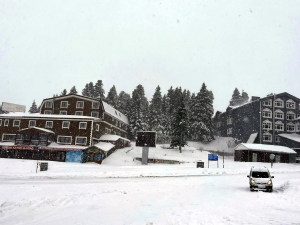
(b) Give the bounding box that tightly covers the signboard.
[208,154,218,161]
[136,131,156,147]
[2,102,26,113]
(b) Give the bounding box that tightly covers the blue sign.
[208,154,218,161]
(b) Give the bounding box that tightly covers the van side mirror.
[271,176,274,178]
[247,175,249,178]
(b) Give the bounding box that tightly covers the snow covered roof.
[93,142,115,152]
[47,142,86,150]
[247,133,258,143]
[235,143,296,154]
[102,101,129,124]
[100,134,130,142]
[19,127,55,134]
[228,100,258,110]
[0,142,15,146]
[278,133,300,143]
[0,112,100,121]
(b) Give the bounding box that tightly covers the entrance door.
[275,155,280,163]
[252,153,257,162]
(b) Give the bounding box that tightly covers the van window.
[252,172,269,178]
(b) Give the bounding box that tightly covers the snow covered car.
[247,166,274,192]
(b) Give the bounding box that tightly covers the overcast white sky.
[1,0,299,112]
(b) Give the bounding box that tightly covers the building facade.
[213,92,300,147]
[0,94,130,162]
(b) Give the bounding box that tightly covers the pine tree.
[88,82,95,98]
[118,91,131,115]
[230,88,242,106]
[69,86,78,95]
[148,86,163,132]
[170,97,188,153]
[241,90,249,103]
[29,100,39,113]
[61,89,67,96]
[129,84,149,139]
[106,85,118,108]
[82,84,89,96]
[94,80,105,99]
[190,83,214,142]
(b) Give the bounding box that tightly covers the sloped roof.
[278,133,300,143]
[102,101,129,124]
[93,142,115,152]
[0,112,99,120]
[100,134,130,142]
[247,133,258,143]
[19,127,55,134]
[235,143,296,154]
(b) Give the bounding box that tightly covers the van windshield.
[252,171,269,178]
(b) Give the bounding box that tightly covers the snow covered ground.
[1,143,300,224]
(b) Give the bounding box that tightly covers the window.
[62,121,70,129]
[286,111,295,120]
[262,99,272,106]
[274,98,283,108]
[0,119,2,126]
[91,112,99,118]
[286,99,295,109]
[60,101,68,108]
[13,120,20,127]
[96,124,99,131]
[262,120,272,130]
[262,108,272,118]
[92,102,99,109]
[4,119,9,126]
[75,111,83,116]
[275,136,280,143]
[274,110,283,119]
[45,121,53,128]
[116,120,118,126]
[44,110,52,114]
[2,134,16,142]
[45,101,53,108]
[227,128,232,135]
[275,121,284,131]
[263,132,272,142]
[287,123,295,132]
[79,122,87,129]
[60,111,67,115]
[227,118,233,125]
[75,137,87,145]
[76,101,84,109]
[57,136,72,144]
[28,120,36,127]
[216,122,222,128]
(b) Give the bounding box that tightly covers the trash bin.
[40,162,48,171]
[197,161,204,168]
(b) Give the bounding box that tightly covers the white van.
[247,166,274,192]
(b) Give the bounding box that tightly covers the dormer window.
[262,108,272,118]
[274,109,283,119]
[287,123,295,132]
[275,121,284,131]
[286,99,295,109]
[13,120,20,127]
[262,120,272,130]
[286,111,295,120]
[262,99,272,106]
[274,98,283,108]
